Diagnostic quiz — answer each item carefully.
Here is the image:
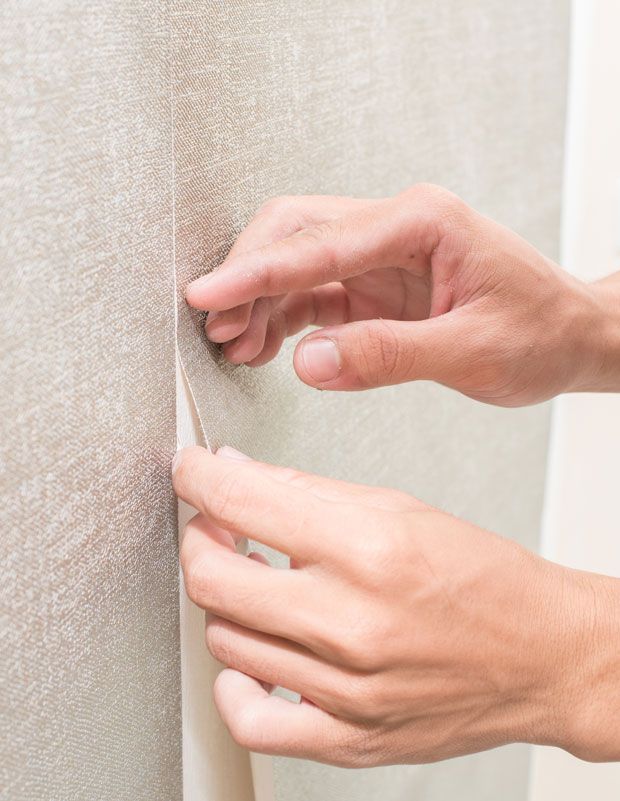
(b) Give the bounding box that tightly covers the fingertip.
[185,275,216,310]
[220,340,241,364]
[205,306,253,343]
[214,668,269,725]
[216,446,252,462]
[243,353,271,368]
[222,337,255,364]
[206,323,246,344]
[172,444,209,479]
[186,273,245,313]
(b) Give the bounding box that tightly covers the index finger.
[192,194,373,321]
[185,194,433,311]
[172,446,331,562]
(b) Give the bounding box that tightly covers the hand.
[185,185,620,406]
[172,445,620,765]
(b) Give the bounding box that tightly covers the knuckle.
[205,621,235,665]
[404,183,471,231]
[334,672,387,718]
[371,322,404,383]
[329,630,361,666]
[329,623,385,672]
[357,677,388,718]
[296,219,341,278]
[257,260,277,296]
[258,195,296,216]
[280,468,324,494]
[348,733,385,768]
[210,467,250,526]
[269,306,287,339]
[332,726,385,768]
[273,465,306,485]
[357,531,396,574]
[406,181,455,208]
[356,321,412,386]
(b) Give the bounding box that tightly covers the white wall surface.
[529,1,620,797]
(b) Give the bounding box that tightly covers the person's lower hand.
[185,185,620,406]
[172,445,620,765]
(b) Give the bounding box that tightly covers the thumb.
[293,313,483,391]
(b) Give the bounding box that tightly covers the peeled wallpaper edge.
[176,357,261,801]
[176,346,211,453]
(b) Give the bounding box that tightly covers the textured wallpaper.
[1,1,568,800]
[171,2,569,800]
[1,3,181,800]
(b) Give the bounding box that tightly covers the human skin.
[173,446,620,765]
[186,185,620,405]
[177,185,620,764]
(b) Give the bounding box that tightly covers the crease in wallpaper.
[175,357,261,801]
[173,278,275,801]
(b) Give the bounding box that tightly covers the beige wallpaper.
[1,3,181,800]
[2,1,568,800]
[172,2,568,800]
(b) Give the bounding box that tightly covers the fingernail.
[206,310,220,325]
[171,450,183,476]
[216,446,252,462]
[300,338,341,382]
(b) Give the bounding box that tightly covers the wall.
[1,3,181,799]
[171,3,569,800]
[1,2,570,800]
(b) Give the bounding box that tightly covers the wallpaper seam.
[169,21,210,455]
[169,15,263,801]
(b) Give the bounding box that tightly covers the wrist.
[544,568,620,761]
[567,272,620,393]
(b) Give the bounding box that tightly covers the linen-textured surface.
[172,1,569,800]
[1,3,181,800]
[2,1,569,800]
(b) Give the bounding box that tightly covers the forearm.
[572,271,620,393]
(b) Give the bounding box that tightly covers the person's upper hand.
[185,184,619,406]
[172,445,620,766]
